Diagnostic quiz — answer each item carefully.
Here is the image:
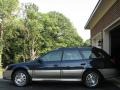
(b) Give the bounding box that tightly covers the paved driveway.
[0,79,120,90]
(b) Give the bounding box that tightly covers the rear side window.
[80,48,107,60]
[81,50,91,59]
[80,50,97,59]
[63,50,82,61]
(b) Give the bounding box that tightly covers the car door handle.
[81,63,85,65]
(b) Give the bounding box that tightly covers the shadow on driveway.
[0,79,120,90]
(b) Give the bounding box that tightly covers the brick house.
[85,0,120,58]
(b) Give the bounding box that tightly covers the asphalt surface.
[0,79,120,90]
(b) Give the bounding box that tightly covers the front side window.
[41,51,62,61]
[63,50,82,61]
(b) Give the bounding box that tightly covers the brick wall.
[91,0,120,38]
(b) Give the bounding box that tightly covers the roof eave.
[84,0,102,29]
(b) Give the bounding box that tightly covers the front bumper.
[3,70,13,80]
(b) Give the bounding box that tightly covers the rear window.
[92,48,109,58]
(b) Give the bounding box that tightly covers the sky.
[19,0,99,41]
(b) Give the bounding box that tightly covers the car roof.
[57,47,92,50]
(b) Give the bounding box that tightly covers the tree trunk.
[31,48,36,60]
[30,39,36,60]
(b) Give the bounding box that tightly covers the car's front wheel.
[12,70,30,87]
[83,71,102,88]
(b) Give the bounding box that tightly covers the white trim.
[91,17,120,54]
[102,17,120,54]
[103,17,120,31]
[103,31,110,54]
[91,17,120,37]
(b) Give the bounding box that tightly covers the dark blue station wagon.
[3,47,119,88]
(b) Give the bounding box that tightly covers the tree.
[0,0,19,67]
[2,3,44,65]
[83,39,91,47]
[2,18,28,66]
[24,3,44,60]
[41,11,83,49]
[1,3,84,67]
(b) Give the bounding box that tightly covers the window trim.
[62,49,83,61]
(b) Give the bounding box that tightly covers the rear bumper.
[3,70,13,80]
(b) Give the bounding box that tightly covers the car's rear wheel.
[12,70,30,87]
[83,71,101,88]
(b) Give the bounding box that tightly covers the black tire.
[12,70,30,87]
[82,70,102,88]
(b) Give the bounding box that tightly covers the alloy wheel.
[14,72,27,86]
[85,72,99,87]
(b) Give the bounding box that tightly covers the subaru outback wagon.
[3,47,119,88]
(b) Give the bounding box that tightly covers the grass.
[0,68,3,78]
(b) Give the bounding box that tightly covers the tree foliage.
[1,2,85,67]
[83,39,91,47]
[0,0,19,67]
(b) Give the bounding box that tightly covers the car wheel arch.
[11,67,31,80]
[82,69,104,81]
